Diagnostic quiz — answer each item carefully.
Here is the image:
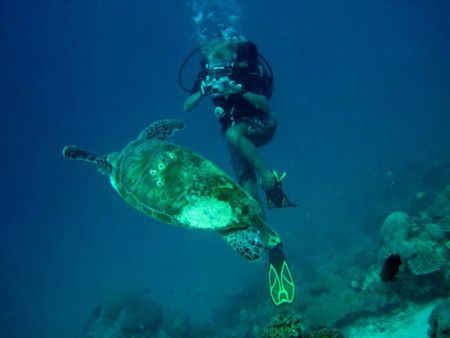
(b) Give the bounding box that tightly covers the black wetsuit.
[191,42,277,182]
[191,42,272,132]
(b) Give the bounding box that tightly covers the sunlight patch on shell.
[176,196,235,230]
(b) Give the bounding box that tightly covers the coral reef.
[428,299,450,338]
[380,212,410,256]
[379,186,450,282]
[211,184,450,334]
[257,311,344,338]
[379,211,412,259]
[407,239,447,275]
[287,184,450,330]
[258,312,305,338]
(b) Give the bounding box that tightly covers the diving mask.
[206,62,234,79]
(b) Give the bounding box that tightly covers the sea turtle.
[63,119,295,305]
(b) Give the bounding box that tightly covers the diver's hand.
[227,80,245,95]
[201,79,224,97]
[200,80,210,96]
[202,77,242,98]
[209,77,229,98]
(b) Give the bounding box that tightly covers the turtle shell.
[109,138,263,231]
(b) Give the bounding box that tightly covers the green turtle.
[63,119,295,306]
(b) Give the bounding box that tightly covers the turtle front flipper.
[268,244,295,306]
[138,119,184,140]
[62,145,112,175]
[221,227,266,261]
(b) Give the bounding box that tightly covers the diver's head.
[202,36,238,65]
[202,27,245,65]
[202,37,238,80]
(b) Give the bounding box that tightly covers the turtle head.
[252,221,282,250]
[222,227,266,261]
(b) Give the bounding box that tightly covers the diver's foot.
[262,170,297,209]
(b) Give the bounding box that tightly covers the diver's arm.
[240,91,269,113]
[183,91,203,112]
[228,80,270,113]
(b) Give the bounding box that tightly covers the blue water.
[1,1,449,336]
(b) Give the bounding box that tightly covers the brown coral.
[259,312,305,338]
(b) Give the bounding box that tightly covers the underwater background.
[1,0,450,337]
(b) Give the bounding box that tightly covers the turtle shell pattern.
[109,138,263,231]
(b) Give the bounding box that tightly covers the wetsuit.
[191,42,276,182]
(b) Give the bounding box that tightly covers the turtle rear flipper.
[268,244,295,306]
[222,227,265,261]
[139,119,184,140]
[62,145,112,175]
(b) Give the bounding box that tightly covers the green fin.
[264,170,297,209]
[268,245,295,306]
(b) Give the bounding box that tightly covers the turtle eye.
[156,179,164,187]
[149,169,157,176]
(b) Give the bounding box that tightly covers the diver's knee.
[225,127,241,145]
[226,124,250,146]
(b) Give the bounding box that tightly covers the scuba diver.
[182,28,297,211]
[180,28,297,306]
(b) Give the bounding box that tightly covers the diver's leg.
[226,123,297,209]
[240,169,266,219]
[225,123,274,188]
[228,140,266,216]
